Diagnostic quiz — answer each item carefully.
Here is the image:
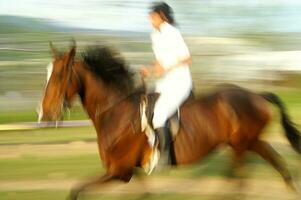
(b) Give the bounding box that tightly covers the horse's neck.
[73,63,141,161]
[74,62,125,126]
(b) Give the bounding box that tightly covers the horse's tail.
[261,92,301,154]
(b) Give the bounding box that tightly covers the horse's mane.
[81,46,135,93]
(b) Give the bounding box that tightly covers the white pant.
[152,67,192,129]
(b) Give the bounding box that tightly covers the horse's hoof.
[67,189,80,200]
[285,177,298,193]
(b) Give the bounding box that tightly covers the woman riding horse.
[141,2,193,167]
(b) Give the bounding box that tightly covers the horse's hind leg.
[226,150,245,178]
[228,150,248,200]
[249,140,296,191]
[68,173,115,200]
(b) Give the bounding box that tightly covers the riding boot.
[155,127,172,168]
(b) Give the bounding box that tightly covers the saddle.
[140,91,194,140]
[141,93,180,138]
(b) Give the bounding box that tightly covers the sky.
[0,0,151,31]
[1,0,301,34]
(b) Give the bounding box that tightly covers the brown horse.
[40,42,301,200]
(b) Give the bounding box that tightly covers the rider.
[141,2,193,167]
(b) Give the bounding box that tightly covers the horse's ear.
[49,41,58,58]
[69,39,76,59]
[70,38,76,49]
[66,44,76,68]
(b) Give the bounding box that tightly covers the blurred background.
[0,0,301,199]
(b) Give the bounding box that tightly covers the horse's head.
[39,41,77,122]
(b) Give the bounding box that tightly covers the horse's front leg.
[68,173,115,200]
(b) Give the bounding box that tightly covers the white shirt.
[151,22,192,93]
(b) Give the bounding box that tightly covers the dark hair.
[150,2,176,25]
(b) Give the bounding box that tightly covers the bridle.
[61,59,81,117]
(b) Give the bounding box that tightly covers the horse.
[39,41,301,200]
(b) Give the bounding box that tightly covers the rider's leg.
[153,78,192,167]
[153,88,190,166]
[153,93,172,167]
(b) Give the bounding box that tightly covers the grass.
[0,191,282,200]
[0,190,68,200]
[0,154,103,180]
[0,124,300,199]
[0,135,299,181]
[0,126,96,145]
[0,105,88,124]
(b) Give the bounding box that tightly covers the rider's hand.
[140,66,150,78]
[154,62,165,76]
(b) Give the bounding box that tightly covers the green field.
[0,113,301,200]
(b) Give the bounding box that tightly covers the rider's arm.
[141,55,191,78]
[140,61,164,77]
[165,29,191,72]
[166,56,192,72]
